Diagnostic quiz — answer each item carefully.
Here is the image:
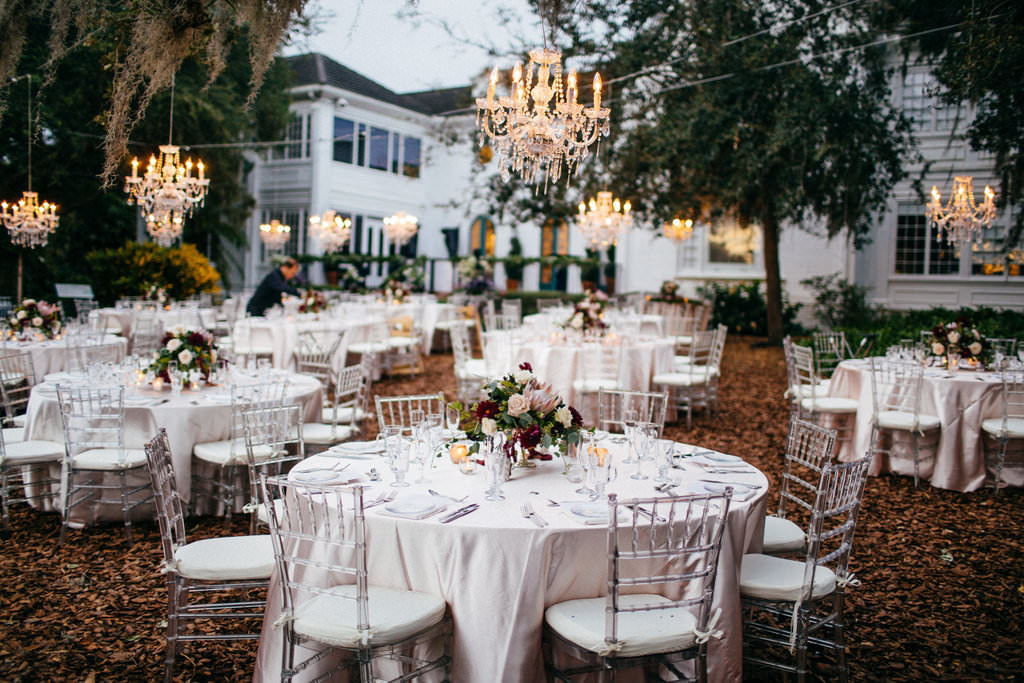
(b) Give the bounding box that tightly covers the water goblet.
[445,403,462,434]
[483,433,508,502]
[388,437,411,487]
[589,445,613,499]
[653,439,675,484]
[621,409,639,465]
[630,423,652,480]
[575,432,597,496]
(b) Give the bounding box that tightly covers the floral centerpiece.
[563,289,608,333]
[928,318,991,368]
[452,362,584,463]
[337,264,364,293]
[380,279,411,304]
[395,262,426,292]
[648,280,688,304]
[298,288,328,314]
[148,325,218,386]
[144,285,169,306]
[5,299,62,340]
[457,255,494,295]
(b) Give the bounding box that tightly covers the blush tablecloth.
[253,442,767,683]
[829,358,1008,491]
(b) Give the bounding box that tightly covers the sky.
[283,0,545,94]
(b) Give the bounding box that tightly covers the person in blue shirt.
[245,257,301,317]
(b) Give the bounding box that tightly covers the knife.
[440,504,479,523]
[699,479,763,489]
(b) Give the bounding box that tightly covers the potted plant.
[604,244,617,295]
[505,236,525,291]
[322,253,341,286]
[580,248,600,291]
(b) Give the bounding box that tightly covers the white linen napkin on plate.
[376,495,447,520]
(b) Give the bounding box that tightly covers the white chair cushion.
[787,380,831,399]
[302,423,358,445]
[740,553,836,602]
[652,372,712,387]
[73,447,147,470]
[981,416,1024,439]
[1,439,64,465]
[435,319,475,330]
[3,426,25,443]
[12,414,27,427]
[173,534,274,581]
[762,516,806,554]
[256,499,285,526]
[386,336,418,349]
[321,405,368,424]
[572,378,622,393]
[671,335,693,346]
[193,439,273,466]
[234,343,274,356]
[545,594,698,657]
[671,358,721,377]
[877,410,941,432]
[293,585,446,648]
[799,397,859,414]
[458,359,488,379]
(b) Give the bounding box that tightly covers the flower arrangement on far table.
[144,285,169,306]
[564,288,608,333]
[457,255,494,295]
[452,362,584,462]
[381,280,411,304]
[298,288,328,314]
[649,280,687,303]
[928,318,991,368]
[148,326,218,386]
[337,264,364,293]
[5,299,62,340]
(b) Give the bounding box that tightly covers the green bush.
[834,307,1024,354]
[500,291,584,317]
[800,274,880,329]
[505,236,525,281]
[700,281,806,336]
[85,242,221,304]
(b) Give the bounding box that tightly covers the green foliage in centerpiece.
[928,318,992,366]
[148,326,218,385]
[452,362,584,460]
[5,299,62,339]
[563,289,608,333]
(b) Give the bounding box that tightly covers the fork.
[428,489,468,503]
[520,502,548,528]
[364,488,397,509]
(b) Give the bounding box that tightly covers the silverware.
[699,479,764,489]
[520,502,548,528]
[546,499,561,507]
[428,489,468,503]
[440,504,479,523]
[364,488,397,509]
[627,504,666,523]
[295,462,351,474]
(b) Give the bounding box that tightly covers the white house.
[242,53,1022,313]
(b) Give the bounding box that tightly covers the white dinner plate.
[291,469,361,485]
[336,441,385,454]
[385,496,438,516]
[703,481,753,495]
[703,452,742,464]
[568,501,610,520]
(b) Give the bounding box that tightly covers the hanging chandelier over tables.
[383,211,418,247]
[476,48,610,190]
[309,210,352,254]
[927,176,996,244]
[2,75,59,251]
[576,191,631,247]
[664,218,694,242]
[259,219,291,252]
[123,77,209,247]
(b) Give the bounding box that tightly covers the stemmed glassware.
[483,432,508,502]
[384,430,410,487]
[630,422,653,480]
[575,431,597,496]
[445,402,462,434]
[653,439,675,484]
[620,409,639,465]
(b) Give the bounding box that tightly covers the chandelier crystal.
[927,176,996,243]
[143,209,185,248]
[576,191,631,247]
[382,211,418,247]
[125,144,209,245]
[308,210,352,254]
[664,218,694,242]
[259,219,291,252]
[476,48,610,190]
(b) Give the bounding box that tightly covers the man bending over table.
[246,257,301,317]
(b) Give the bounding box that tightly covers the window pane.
[970,216,1023,277]
[929,228,960,275]
[333,118,354,163]
[403,137,421,178]
[707,218,759,264]
[392,135,400,174]
[357,124,367,166]
[286,116,303,158]
[894,213,926,274]
[369,127,389,171]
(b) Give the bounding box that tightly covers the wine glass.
[630,422,652,480]
[445,403,462,434]
[654,439,675,484]
[589,444,612,499]
[484,433,508,502]
[620,408,639,465]
[575,431,597,496]
[387,436,411,487]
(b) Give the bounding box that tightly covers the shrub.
[800,274,879,330]
[85,242,221,304]
[699,281,806,336]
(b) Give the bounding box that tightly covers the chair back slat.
[144,429,188,564]
[0,350,37,424]
[375,393,445,433]
[596,388,668,437]
[777,418,838,520]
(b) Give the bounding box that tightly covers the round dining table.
[1,334,127,376]
[829,358,1008,491]
[253,440,768,683]
[22,370,323,525]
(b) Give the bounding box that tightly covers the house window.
[403,137,421,178]
[357,124,367,166]
[894,205,961,275]
[902,71,957,132]
[392,135,400,174]
[470,216,495,256]
[273,114,304,160]
[369,127,389,171]
[260,209,304,262]
[970,214,1024,277]
[707,217,759,265]
[333,117,354,163]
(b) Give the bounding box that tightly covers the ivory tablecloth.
[253,443,767,683]
[1,334,127,376]
[829,358,1008,491]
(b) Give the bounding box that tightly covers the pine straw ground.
[1,338,1022,682]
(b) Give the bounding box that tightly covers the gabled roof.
[287,53,473,117]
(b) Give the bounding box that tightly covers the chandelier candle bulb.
[593,73,602,109]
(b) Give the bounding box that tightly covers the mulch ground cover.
[1,337,1021,681]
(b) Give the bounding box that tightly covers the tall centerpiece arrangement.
[651,280,685,303]
[298,288,327,314]
[148,325,218,387]
[380,280,411,305]
[5,299,62,340]
[457,255,494,295]
[453,362,584,468]
[564,289,608,333]
[144,285,170,307]
[928,318,991,368]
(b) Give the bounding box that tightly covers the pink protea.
[524,379,560,415]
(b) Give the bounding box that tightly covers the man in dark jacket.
[245,257,301,317]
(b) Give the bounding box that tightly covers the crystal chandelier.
[576,191,631,247]
[476,48,610,190]
[259,219,291,252]
[927,176,996,243]
[2,76,59,251]
[308,210,352,253]
[664,218,694,242]
[123,77,209,246]
[382,211,418,247]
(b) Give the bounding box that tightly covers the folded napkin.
[376,495,446,520]
[560,501,629,526]
[289,469,363,486]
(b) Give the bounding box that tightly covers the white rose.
[931,342,945,356]
[22,299,35,306]
[480,417,497,436]
[31,316,42,327]
[513,369,533,384]
[177,349,193,365]
[968,341,982,356]
[166,338,182,352]
[16,310,26,320]
[555,406,572,428]
[571,312,584,329]
[507,393,530,417]
[947,330,960,345]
